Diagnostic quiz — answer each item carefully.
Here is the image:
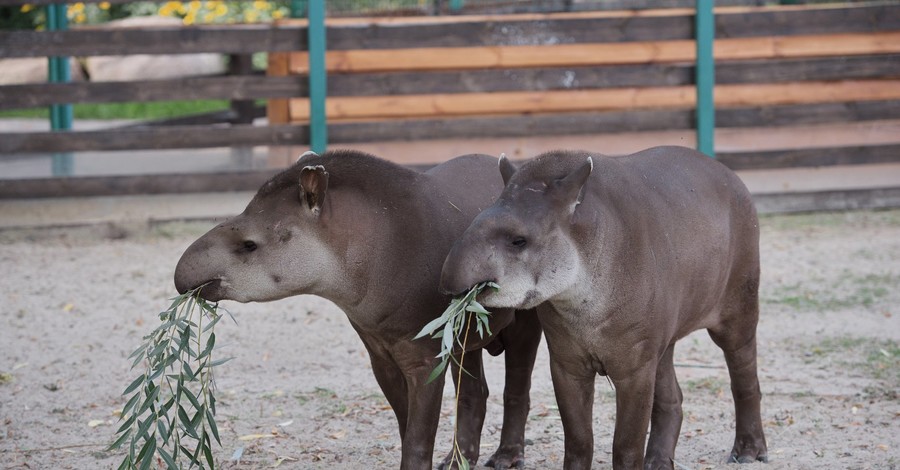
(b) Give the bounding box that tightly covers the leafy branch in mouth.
[110,287,234,470]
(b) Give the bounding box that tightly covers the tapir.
[173,150,542,469]
[441,147,768,469]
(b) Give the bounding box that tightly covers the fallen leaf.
[238,433,276,441]
[877,444,889,452]
[277,420,294,427]
[231,447,244,461]
[328,430,346,440]
[88,419,105,427]
[63,303,75,312]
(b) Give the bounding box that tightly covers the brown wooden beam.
[286,80,900,121]
[0,75,305,110]
[0,125,308,154]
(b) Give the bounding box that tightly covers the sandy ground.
[1,209,898,470]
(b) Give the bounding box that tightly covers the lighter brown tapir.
[440,147,768,469]
[174,150,543,469]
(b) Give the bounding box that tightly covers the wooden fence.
[1,1,899,198]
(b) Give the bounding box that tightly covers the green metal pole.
[47,3,74,175]
[449,0,464,12]
[695,0,715,158]
[307,0,327,154]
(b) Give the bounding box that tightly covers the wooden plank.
[319,54,900,97]
[0,125,308,154]
[719,144,900,171]
[320,4,900,50]
[286,80,900,121]
[0,75,305,110]
[0,24,307,58]
[0,170,281,199]
[752,186,900,214]
[266,52,293,125]
[287,32,900,74]
[4,4,898,59]
[327,101,900,143]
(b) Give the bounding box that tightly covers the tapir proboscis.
[174,150,543,469]
[440,146,768,469]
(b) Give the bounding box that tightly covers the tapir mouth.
[182,279,226,302]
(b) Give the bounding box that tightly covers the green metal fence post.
[307,0,327,154]
[46,3,74,175]
[449,0,464,12]
[695,0,715,158]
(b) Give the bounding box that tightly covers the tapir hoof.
[728,451,769,464]
[485,447,525,469]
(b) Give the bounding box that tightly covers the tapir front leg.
[439,349,488,469]
[549,356,596,470]
[399,363,445,470]
[486,309,543,469]
[611,366,657,470]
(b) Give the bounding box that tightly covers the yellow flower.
[20,4,34,13]
[75,12,86,23]
[70,2,84,12]
[244,9,259,22]
[253,0,270,10]
[183,11,197,25]
[188,0,201,12]
[213,3,227,16]
[203,12,215,23]
[99,2,110,9]
[272,10,284,19]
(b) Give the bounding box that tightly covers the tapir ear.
[296,150,318,163]
[498,153,517,186]
[299,165,329,215]
[553,157,593,212]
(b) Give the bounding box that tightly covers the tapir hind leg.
[708,275,768,464]
[644,344,683,470]
[486,308,542,469]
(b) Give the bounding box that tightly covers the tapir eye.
[242,240,258,252]
[510,237,527,249]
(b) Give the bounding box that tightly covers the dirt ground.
[1,209,898,470]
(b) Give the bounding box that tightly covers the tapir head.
[174,152,340,303]
[440,152,593,310]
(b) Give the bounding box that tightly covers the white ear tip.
[587,156,594,171]
[297,150,319,162]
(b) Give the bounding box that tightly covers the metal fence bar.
[46,2,74,176]
[695,0,715,158]
[307,0,327,153]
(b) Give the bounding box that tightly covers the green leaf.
[208,357,233,367]
[178,405,198,439]
[425,357,448,384]
[115,411,137,435]
[465,300,490,315]
[202,433,215,469]
[135,435,156,470]
[123,374,146,396]
[107,429,132,451]
[206,408,221,446]
[157,447,178,470]
[120,393,142,419]
[182,387,201,412]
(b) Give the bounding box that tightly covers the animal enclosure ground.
[1,209,898,469]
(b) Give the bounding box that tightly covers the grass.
[763,272,897,312]
[0,100,231,120]
[806,336,899,385]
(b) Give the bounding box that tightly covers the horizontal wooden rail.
[281,54,896,98]
[0,75,305,110]
[3,3,898,58]
[284,80,900,121]
[0,25,307,58]
[286,32,900,74]
[0,124,308,154]
[5,100,899,154]
[719,144,900,170]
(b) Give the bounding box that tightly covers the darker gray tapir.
[174,150,542,469]
[441,146,767,469]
